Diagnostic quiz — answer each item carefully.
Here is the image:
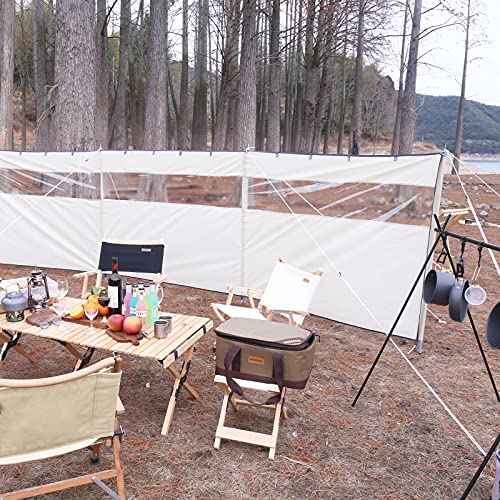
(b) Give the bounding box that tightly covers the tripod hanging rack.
[352,213,500,407]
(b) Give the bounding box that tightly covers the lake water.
[465,160,500,173]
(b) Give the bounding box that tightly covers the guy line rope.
[445,150,500,278]
[253,156,486,457]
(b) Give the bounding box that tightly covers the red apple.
[123,316,142,335]
[108,314,125,332]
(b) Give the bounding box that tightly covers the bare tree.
[398,0,422,154]
[266,0,281,152]
[236,0,257,149]
[141,0,168,200]
[452,0,478,173]
[178,0,190,149]
[391,0,409,156]
[349,0,364,155]
[109,0,131,149]
[191,0,209,150]
[33,0,51,151]
[0,0,15,150]
[95,0,110,149]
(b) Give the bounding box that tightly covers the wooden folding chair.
[74,239,168,298]
[211,257,323,327]
[214,374,287,460]
[0,357,126,499]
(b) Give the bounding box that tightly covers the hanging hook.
[471,245,483,283]
[456,238,467,278]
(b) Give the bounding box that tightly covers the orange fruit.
[98,303,109,316]
[70,305,85,319]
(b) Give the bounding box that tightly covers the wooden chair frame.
[211,257,323,327]
[214,375,287,460]
[0,357,126,500]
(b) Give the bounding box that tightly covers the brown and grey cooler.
[213,318,316,459]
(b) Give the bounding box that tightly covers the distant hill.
[416,94,500,155]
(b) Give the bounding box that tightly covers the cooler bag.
[215,318,316,399]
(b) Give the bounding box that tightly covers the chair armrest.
[152,273,168,285]
[73,270,102,298]
[226,286,265,308]
[73,270,98,278]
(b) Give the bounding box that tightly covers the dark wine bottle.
[108,257,122,315]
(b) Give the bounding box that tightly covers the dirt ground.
[0,174,499,499]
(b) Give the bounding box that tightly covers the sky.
[383,0,500,107]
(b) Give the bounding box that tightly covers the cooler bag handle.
[224,346,284,405]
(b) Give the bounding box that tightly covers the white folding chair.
[211,257,323,326]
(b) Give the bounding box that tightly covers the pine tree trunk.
[291,0,304,152]
[453,0,471,174]
[349,0,364,155]
[53,0,96,200]
[236,0,258,150]
[391,0,409,156]
[191,0,208,149]
[33,0,51,151]
[266,0,280,152]
[95,0,109,149]
[20,0,27,151]
[336,33,348,154]
[136,0,145,149]
[398,0,422,154]
[178,0,190,149]
[0,0,15,150]
[110,0,130,149]
[141,0,168,201]
[224,0,241,150]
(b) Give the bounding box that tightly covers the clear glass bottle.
[122,282,132,317]
[129,284,139,317]
[149,286,160,324]
[144,284,153,327]
[135,285,148,330]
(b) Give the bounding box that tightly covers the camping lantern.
[1,284,28,322]
[28,268,50,309]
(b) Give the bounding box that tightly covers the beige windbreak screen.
[0,150,444,343]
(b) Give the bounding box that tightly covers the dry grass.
[0,175,499,499]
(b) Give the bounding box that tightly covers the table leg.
[166,365,199,399]
[0,330,37,366]
[161,345,195,436]
[74,347,96,371]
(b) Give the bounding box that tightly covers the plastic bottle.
[129,284,139,317]
[135,285,148,330]
[122,282,132,317]
[144,284,153,327]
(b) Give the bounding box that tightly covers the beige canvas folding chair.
[211,258,323,327]
[74,239,168,298]
[0,357,126,499]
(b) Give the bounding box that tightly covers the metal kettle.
[1,284,29,322]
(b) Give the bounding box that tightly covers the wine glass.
[98,295,111,325]
[52,298,66,328]
[85,302,98,332]
[57,279,69,299]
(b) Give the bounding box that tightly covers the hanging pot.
[423,269,455,306]
[486,303,500,349]
[448,278,469,323]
